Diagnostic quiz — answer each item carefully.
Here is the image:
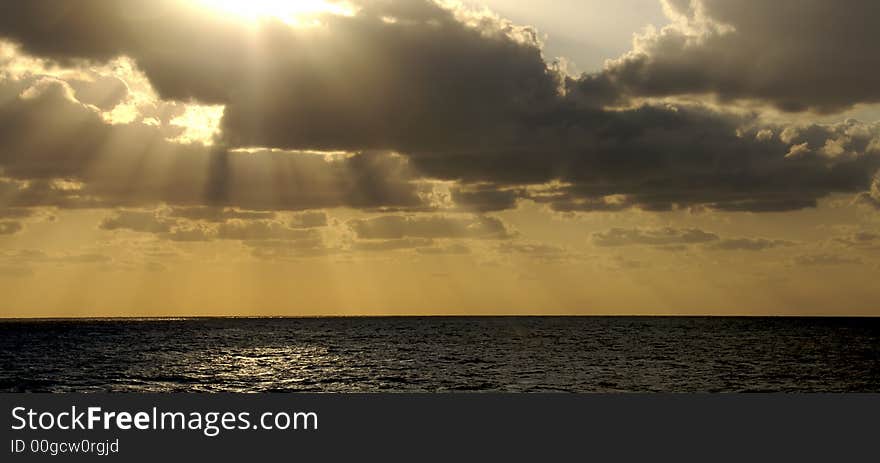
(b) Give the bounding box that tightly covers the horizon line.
[1,314,879,321]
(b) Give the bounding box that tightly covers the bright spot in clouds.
[196,0,355,25]
[169,104,225,145]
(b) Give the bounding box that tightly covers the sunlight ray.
[196,0,356,26]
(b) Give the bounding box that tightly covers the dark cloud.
[794,254,862,266]
[0,77,426,212]
[216,220,317,241]
[99,209,323,243]
[353,238,434,252]
[0,0,558,153]
[0,207,35,219]
[855,176,880,209]
[407,103,880,213]
[416,243,472,255]
[289,211,328,229]
[857,193,880,210]
[1,248,111,266]
[99,210,172,233]
[518,111,880,214]
[99,208,508,257]
[0,177,111,210]
[349,215,515,240]
[653,244,690,253]
[0,0,878,216]
[592,227,719,247]
[577,0,880,112]
[833,231,880,250]
[167,207,276,223]
[55,253,112,264]
[144,262,167,272]
[162,225,216,242]
[593,227,798,252]
[531,194,632,213]
[450,187,520,212]
[243,238,335,260]
[610,255,645,270]
[708,238,795,251]
[707,199,819,213]
[100,209,220,241]
[497,241,569,261]
[1,249,48,262]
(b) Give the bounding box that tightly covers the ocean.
[1,317,878,392]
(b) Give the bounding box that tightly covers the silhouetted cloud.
[100,210,171,233]
[450,187,520,213]
[416,243,472,255]
[99,209,327,245]
[794,254,862,266]
[162,225,216,242]
[0,1,557,152]
[0,76,425,211]
[349,215,515,240]
[0,208,34,219]
[55,253,112,264]
[0,0,878,216]
[289,211,328,229]
[497,241,570,261]
[708,238,795,251]
[592,227,801,253]
[576,0,880,112]
[0,249,112,267]
[855,176,880,209]
[243,238,335,260]
[216,220,317,241]
[832,231,880,250]
[168,207,276,223]
[592,227,719,247]
[353,238,434,252]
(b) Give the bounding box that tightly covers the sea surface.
[1,317,878,392]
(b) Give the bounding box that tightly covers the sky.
[0,0,879,317]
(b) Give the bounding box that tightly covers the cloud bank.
[0,0,877,219]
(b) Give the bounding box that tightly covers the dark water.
[1,317,878,392]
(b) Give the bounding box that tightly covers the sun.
[197,0,355,25]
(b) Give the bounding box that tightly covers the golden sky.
[0,0,879,317]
